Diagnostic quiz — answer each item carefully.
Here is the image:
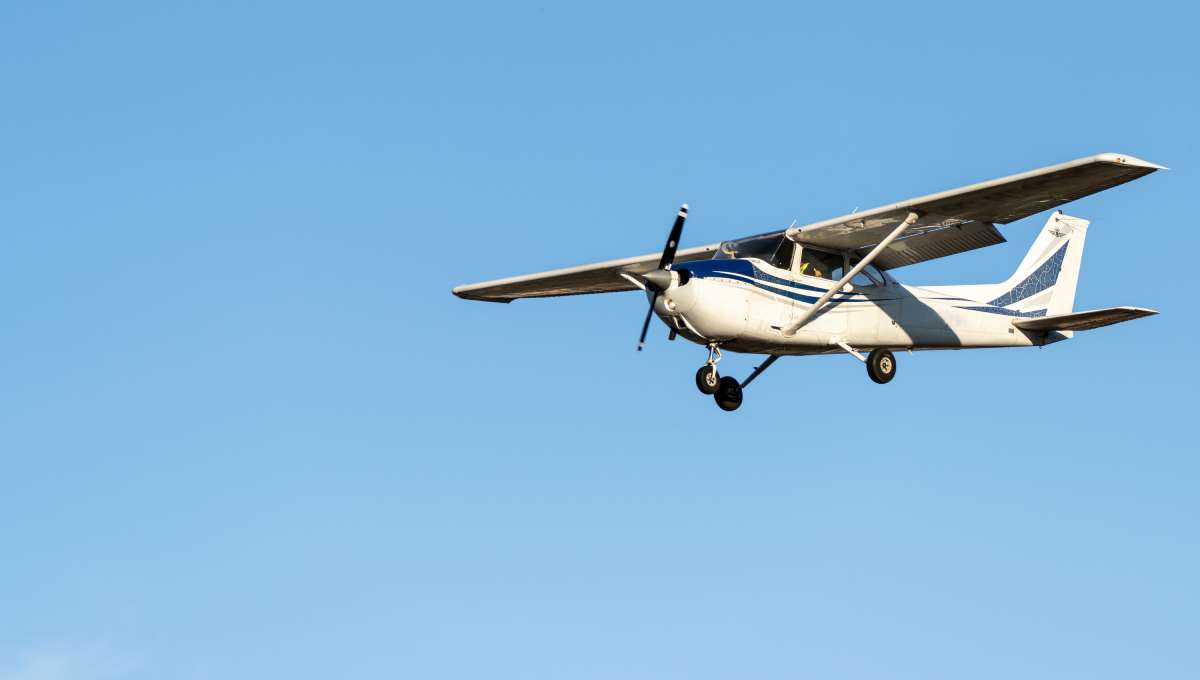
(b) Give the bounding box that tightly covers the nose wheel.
[695,344,723,395]
[696,365,720,394]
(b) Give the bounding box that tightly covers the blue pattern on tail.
[987,243,1068,307]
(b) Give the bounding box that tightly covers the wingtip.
[1095,152,1168,170]
[1114,305,1159,318]
[452,286,513,303]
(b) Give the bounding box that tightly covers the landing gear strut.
[867,348,897,384]
[695,344,722,395]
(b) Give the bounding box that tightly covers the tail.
[926,212,1157,336]
[931,211,1089,315]
[990,211,1088,317]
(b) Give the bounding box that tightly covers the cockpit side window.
[797,248,842,280]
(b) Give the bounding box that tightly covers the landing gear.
[714,376,743,411]
[695,343,723,395]
[693,343,749,410]
[867,348,897,384]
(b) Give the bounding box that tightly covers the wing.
[453,153,1163,301]
[785,152,1163,269]
[1012,306,1158,332]
[452,243,720,302]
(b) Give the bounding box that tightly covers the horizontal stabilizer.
[1012,306,1158,332]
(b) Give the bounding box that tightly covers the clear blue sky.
[2,2,1196,679]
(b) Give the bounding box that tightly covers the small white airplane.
[454,153,1163,411]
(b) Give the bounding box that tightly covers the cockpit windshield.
[711,231,884,285]
[713,232,787,262]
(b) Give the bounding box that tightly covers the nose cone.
[641,269,673,291]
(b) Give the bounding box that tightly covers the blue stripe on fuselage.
[956,305,1048,318]
[677,259,881,305]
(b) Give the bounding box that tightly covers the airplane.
[453,153,1163,411]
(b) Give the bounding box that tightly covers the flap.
[871,220,1006,270]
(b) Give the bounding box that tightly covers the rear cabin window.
[848,260,886,287]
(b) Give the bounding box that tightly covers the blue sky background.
[2,2,1197,678]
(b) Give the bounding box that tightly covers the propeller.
[637,203,688,351]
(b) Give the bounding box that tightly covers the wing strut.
[740,355,781,388]
[782,211,919,336]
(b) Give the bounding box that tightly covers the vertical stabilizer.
[990,211,1088,317]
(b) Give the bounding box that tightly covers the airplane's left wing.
[452,243,720,302]
[786,152,1163,269]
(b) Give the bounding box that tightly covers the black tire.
[867,348,897,384]
[695,365,720,394]
[714,376,743,411]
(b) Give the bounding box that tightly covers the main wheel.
[867,348,897,384]
[714,376,743,411]
[695,365,720,394]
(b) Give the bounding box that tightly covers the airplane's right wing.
[451,243,720,302]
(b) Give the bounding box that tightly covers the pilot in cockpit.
[799,248,836,279]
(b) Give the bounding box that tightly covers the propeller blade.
[637,293,658,351]
[656,204,688,270]
[638,204,688,351]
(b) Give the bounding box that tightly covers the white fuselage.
[656,258,1061,356]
